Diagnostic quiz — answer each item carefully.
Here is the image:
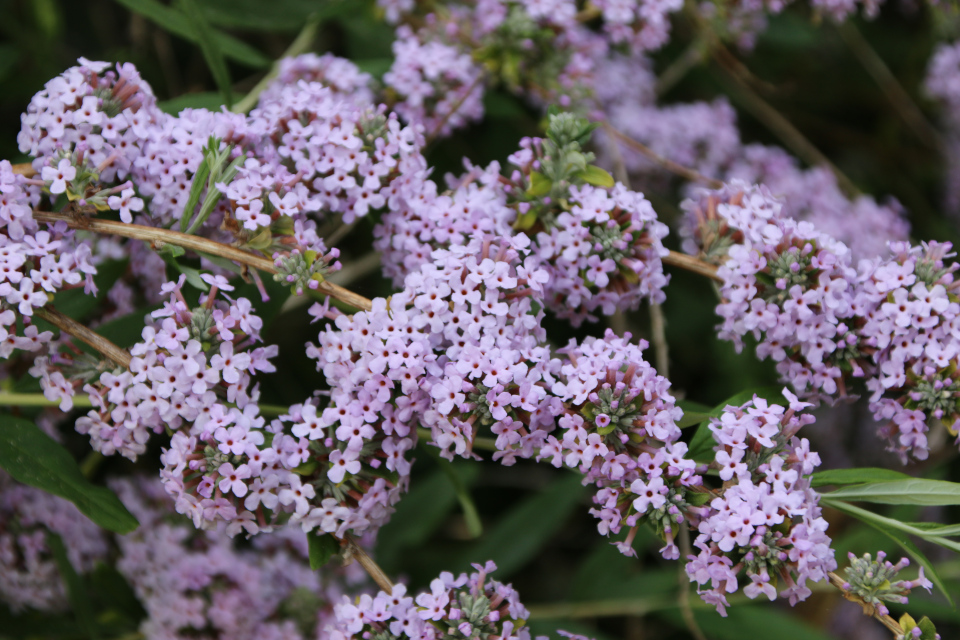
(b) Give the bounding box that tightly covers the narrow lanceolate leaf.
[822,498,953,605]
[578,165,615,188]
[178,0,233,107]
[810,467,912,488]
[0,415,139,533]
[112,0,269,68]
[822,479,960,506]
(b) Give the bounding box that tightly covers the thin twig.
[425,73,486,146]
[0,392,94,408]
[12,162,36,177]
[708,43,860,197]
[677,526,707,640]
[828,571,904,637]
[279,251,383,314]
[602,122,724,189]
[344,534,394,594]
[31,211,373,312]
[837,22,943,154]
[663,250,721,282]
[656,37,708,97]
[35,306,132,368]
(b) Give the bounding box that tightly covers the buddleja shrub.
[0,2,959,640]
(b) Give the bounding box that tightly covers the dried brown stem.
[828,571,904,637]
[344,534,394,595]
[35,306,132,368]
[837,23,943,155]
[31,211,373,312]
[663,250,721,282]
[602,122,724,189]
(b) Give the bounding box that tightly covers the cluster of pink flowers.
[686,392,835,615]
[682,182,863,400]
[376,114,669,326]
[0,470,109,613]
[541,330,696,559]
[858,241,960,461]
[112,476,369,640]
[385,24,486,138]
[36,275,274,463]
[0,160,94,361]
[328,560,542,640]
[682,181,960,461]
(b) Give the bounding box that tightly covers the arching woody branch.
[31,210,374,312]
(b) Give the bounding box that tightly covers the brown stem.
[35,306,132,368]
[601,122,724,189]
[31,211,373,312]
[708,43,860,197]
[12,162,36,178]
[837,23,943,155]
[344,534,394,594]
[663,250,721,282]
[828,571,904,637]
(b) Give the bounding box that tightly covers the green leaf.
[178,0,232,107]
[527,171,551,197]
[158,91,225,114]
[659,604,839,640]
[687,386,784,461]
[198,0,353,31]
[180,152,211,232]
[307,532,340,570]
[918,616,939,640]
[903,522,960,536]
[810,467,912,488]
[161,253,208,291]
[457,473,587,578]
[421,445,482,538]
[112,0,269,68]
[0,415,140,533]
[0,416,139,533]
[577,165,615,188]
[823,479,960,506]
[823,499,953,605]
[48,534,98,639]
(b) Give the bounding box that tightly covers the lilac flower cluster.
[540,330,696,559]
[0,160,91,365]
[0,471,109,613]
[229,80,427,229]
[377,113,669,326]
[385,24,486,138]
[260,53,374,107]
[857,241,960,461]
[327,560,549,640]
[111,476,369,640]
[505,125,670,325]
[18,59,162,191]
[681,182,863,401]
[52,276,275,463]
[686,392,835,615]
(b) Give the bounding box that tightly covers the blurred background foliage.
[1,1,960,639]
